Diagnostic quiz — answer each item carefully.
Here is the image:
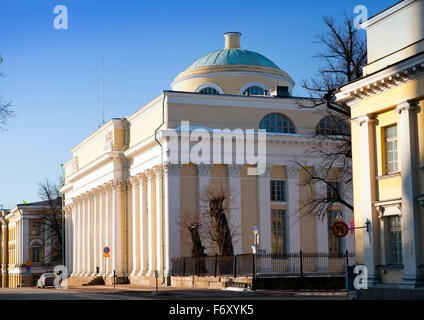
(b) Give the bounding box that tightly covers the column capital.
[395,100,417,114]
[129,175,139,187]
[197,164,213,177]
[111,179,122,190]
[87,190,95,200]
[145,169,156,182]
[93,186,102,197]
[228,164,244,177]
[357,114,375,126]
[286,165,302,180]
[137,172,147,183]
[257,165,272,178]
[164,163,181,177]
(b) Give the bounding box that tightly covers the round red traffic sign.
[103,247,110,254]
[332,222,349,238]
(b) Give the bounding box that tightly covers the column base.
[399,275,424,289]
[366,276,382,288]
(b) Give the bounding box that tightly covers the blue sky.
[0,0,393,205]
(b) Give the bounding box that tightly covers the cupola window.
[244,86,265,96]
[198,87,220,95]
[259,113,295,134]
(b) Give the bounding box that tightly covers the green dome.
[187,48,281,71]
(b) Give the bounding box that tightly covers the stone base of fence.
[171,276,252,289]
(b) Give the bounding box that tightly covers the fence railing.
[171,251,356,278]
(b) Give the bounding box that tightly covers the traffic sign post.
[332,222,349,238]
[252,226,259,291]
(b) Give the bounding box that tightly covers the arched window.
[198,87,220,95]
[259,113,295,134]
[316,116,349,136]
[243,86,265,96]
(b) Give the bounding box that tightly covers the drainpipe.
[154,91,166,284]
[60,164,66,267]
[119,118,130,283]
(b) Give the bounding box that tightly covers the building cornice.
[336,53,424,106]
[171,70,295,89]
[166,90,318,110]
[66,151,121,184]
[361,0,418,30]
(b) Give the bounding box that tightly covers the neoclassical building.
[0,200,62,288]
[62,32,354,285]
[336,0,424,293]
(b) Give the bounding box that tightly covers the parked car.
[37,273,57,288]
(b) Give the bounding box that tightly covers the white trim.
[336,53,424,105]
[194,83,224,94]
[361,0,418,30]
[238,81,269,96]
[171,71,295,89]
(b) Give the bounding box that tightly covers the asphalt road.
[0,287,347,300]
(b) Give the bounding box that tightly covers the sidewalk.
[63,283,347,298]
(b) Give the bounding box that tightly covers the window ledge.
[376,172,401,180]
[376,264,404,270]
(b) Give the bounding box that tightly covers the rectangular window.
[32,248,41,263]
[31,222,41,235]
[271,210,286,255]
[385,125,399,174]
[270,180,286,202]
[327,182,341,200]
[328,211,343,255]
[387,216,402,264]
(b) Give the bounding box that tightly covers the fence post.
[214,254,218,277]
[299,251,304,278]
[252,253,256,291]
[234,255,237,278]
[346,250,349,267]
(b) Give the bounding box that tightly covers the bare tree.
[180,210,207,258]
[0,55,13,130]
[180,181,240,258]
[37,178,64,263]
[199,182,240,257]
[297,13,366,218]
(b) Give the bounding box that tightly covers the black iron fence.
[171,251,356,278]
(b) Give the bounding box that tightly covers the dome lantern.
[224,32,242,49]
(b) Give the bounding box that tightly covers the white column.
[138,173,148,276]
[98,186,105,276]
[91,188,99,276]
[257,165,272,254]
[77,197,83,276]
[92,189,99,275]
[287,165,301,254]
[105,183,112,276]
[111,180,123,277]
[64,207,69,272]
[81,194,87,275]
[67,205,73,275]
[72,200,78,276]
[164,164,181,277]
[396,101,423,288]
[228,164,243,255]
[86,192,93,276]
[22,218,29,264]
[358,114,380,285]
[197,164,213,253]
[146,170,156,276]
[130,176,140,276]
[154,166,164,276]
[16,220,20,266]
[313,169,329,272]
